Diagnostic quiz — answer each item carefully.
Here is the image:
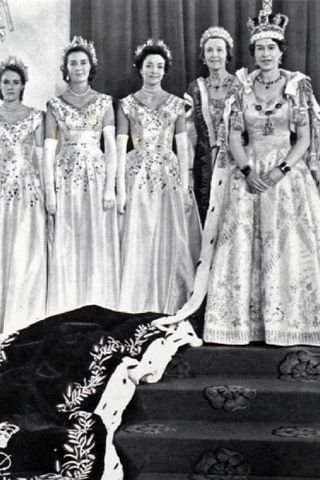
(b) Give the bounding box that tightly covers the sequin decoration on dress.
[0,109,47,334]
[46,94,120,317]
[204,70,320,346]
[118,94,201,315]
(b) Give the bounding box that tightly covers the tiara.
[134,39,172,63]
[0,56,29,81]
[247,0,289,44]
[199,27,234,50]
[63,36,98,66]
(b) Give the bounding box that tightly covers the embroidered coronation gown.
[46,94,120,316]
[118,94,201,315]
[0,109,46,334]
[203,71,320,346]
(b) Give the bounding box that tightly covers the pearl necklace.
[68,85,91,97]
[256,73,282,89]
[141,86,162,101]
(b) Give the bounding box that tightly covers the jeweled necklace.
[256,73,282,89]
[206,72,230,90]
[141,85,162,101]
[68,85,91,97]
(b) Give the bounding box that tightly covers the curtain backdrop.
[71,0,320,101]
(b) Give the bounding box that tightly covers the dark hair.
[0,65,26,100]
[249,37,287,57]
[61,46,97,83]
[134,45,171,74]
[200,37,233,64]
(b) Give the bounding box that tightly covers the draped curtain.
[71,0,320,100]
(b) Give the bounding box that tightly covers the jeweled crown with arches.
[0,56,29,81]
[63,36,98,65]
[247,0,289,44]
[134,39,172,63]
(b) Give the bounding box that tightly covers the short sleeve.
[119,96,131,117]
[230,91,245,132]
[290,78,312,128]
[32,109,43,131]
[46,99,59,122]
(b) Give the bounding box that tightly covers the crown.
[0,56,29,81]
[63,36,98,65]
[199,26,234,50]
[134,39,172,64]
[247,0,289,44]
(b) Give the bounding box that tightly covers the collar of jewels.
[134,39,172,63]
[247,8,289,44]
[0,56,29,81]
[199,26,234,50]
[63,36,98,66]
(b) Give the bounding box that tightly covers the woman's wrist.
[277,161,291,175]
[240,165,252,177]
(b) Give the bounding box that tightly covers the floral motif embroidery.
[48,95,111,194]
[57,323,158,413]
[191,447,251,479]
[204,385,256,413]
[0,110,43,207]
[279,350,320,381]
[121,95,184,198]
[59,411,95,480]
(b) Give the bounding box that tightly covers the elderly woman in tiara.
[116,39,201,315]
[44,36,120,316]
[154,2,320,347]
[185,26,239,225]
[0,57,47,336]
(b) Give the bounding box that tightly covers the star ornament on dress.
[0,56,29,81]
[199,26,234,51]
[63,36,98,66]
[134,39,172,65]
[247,6,289,44]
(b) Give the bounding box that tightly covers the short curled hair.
[134,45,171,74]
[249,38,288,57]
[0,65,26,101]
[61,46,97,83]
[200,37,233,64]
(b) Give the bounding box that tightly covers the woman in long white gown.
[117,39,201,315]
[0,57,46,335]
[154,5,320,347]
[45,37,120,317]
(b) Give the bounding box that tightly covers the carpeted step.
[115,419,320,478]
[124,375,320,423]
[175,345,320,377]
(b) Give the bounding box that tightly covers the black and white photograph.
[0,0,320,479]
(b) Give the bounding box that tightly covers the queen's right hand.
[245,169,269,193]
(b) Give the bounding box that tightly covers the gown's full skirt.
[47,145,120,317]
[204,138,320,346]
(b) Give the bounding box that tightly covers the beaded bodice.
[120,94,185,151]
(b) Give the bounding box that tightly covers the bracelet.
[240,165,252,177]
[278,161,291,175]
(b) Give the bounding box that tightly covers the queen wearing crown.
[185,26,239,225]
[116,39,201,315]
[0,57,47,335]
[154,1,320,347]
[44,36,120,316]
